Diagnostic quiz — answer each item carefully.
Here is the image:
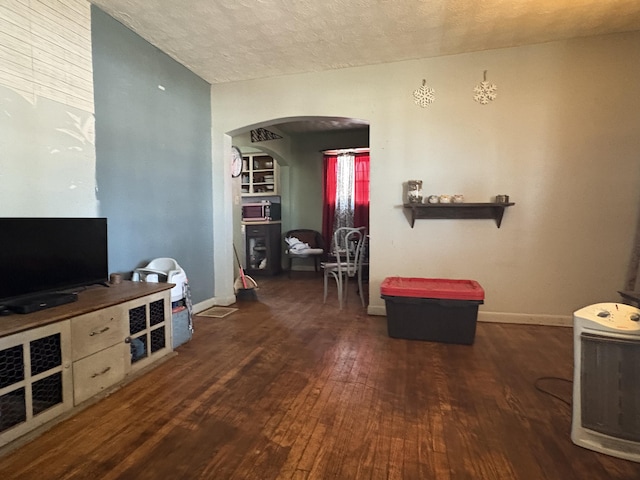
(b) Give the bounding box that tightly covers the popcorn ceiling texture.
[90,0,640,84]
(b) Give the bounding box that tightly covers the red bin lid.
[380,277,484,300]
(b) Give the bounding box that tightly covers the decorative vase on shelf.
[407,180,423,204]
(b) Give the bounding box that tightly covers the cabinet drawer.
[72,343,127,405]
[245,224,267,236]
[71,305,126,361]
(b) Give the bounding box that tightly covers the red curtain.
[353,152,370,232]
[322,152,370,248]
[322,155,338,248]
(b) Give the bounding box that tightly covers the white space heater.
[572,302,640,462]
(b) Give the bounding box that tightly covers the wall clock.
[231,146,243,178]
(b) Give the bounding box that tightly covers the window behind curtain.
[322,151,370,249]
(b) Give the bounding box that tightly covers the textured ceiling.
[90,0,640,85]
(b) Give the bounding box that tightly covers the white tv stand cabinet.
[0,281,173,451]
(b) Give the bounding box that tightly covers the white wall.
[212,31,640,324]
[0,0,96,217]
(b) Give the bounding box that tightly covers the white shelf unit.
[241,153,278,196]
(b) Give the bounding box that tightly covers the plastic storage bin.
[380,277,484,345]
[172,307,192,349]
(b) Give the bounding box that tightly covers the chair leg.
[357,274,365,307]
[324,271,344,309]
[343,275,349,305]
[323,270,328,303]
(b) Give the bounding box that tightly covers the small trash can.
[381,277,484,345]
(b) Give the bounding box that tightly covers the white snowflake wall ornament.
[474,71,497,105]
[413,79,435,107]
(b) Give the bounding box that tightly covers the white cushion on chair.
[286,236,323,256]
[290,248,324,256]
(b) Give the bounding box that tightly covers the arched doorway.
[229,116,370,276]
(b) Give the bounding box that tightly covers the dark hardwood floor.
[1,273,639,479]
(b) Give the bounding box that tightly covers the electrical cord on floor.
[534,376,573,406]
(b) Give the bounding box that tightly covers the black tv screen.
[0,218,108,304]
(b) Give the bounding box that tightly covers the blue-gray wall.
[91,7,214,303]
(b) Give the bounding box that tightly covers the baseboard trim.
[367,305,572,327]
[367,305,387,316]
[477,311,572,327]
[193,295,237,313]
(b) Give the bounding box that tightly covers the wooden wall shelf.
[403,202,515,228]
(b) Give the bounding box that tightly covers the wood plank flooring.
[1,273,639,479]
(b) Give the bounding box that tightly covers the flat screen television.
[0,218,108,311]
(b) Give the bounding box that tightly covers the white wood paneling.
[0,0,93,112]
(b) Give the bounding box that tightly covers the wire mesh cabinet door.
[126,291,172,374]
[0,321,73,448]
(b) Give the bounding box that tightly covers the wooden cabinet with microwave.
[241,153,278,196]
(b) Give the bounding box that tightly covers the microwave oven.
[242,201,281,222]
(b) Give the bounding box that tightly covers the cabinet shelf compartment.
[241,153,278,196]
[403,202,515,228]
[128,298,168,365]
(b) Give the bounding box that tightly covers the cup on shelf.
[426,195,439,204]
[453,194,464,203]
[439,194,452,203]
